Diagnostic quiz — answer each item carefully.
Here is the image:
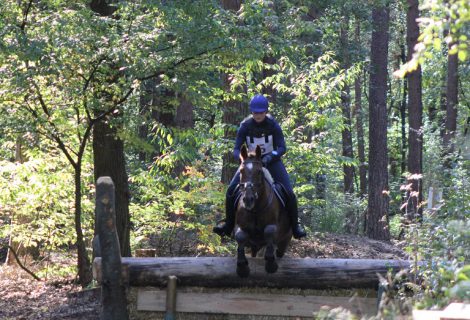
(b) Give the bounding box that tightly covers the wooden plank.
[137,289,377,317]
[413,303,470,320]
[94,257,412,289]
[413,310,443,320]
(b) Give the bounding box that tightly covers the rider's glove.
[262,154,273,167]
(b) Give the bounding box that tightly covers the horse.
[234,144,292,278]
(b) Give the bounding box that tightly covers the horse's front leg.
[264,224,278,273]
[235,228,250,278]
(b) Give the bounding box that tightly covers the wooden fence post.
[96,176,129,320]
[164,275,178,320]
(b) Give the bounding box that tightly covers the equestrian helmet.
[249,94,269,113]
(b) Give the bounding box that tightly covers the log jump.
[93,176,413,318]
[93,256,412,289]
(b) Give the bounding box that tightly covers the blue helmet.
[249,94,269,113]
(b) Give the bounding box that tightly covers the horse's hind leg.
[235,228,250,278]
[264,224,278,273]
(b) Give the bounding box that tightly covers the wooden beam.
[95,177,128,320]
[137,288,377,317]
[93,257,412,289]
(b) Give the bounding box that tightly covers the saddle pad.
[262,168,274,184]
[262,168,287,207]
[272,182,287,208]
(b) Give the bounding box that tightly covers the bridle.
[239,160,274,213]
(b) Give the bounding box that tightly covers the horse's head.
[239,145,265,211]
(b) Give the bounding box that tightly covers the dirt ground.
[0,233,407,320]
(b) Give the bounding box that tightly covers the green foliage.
[128,161,234,256]
[0,149,94,259]
[0,2,468,314]
[396,0,470,76]
[402,159,470,309]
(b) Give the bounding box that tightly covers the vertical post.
[96,177,129,320]
[164,276,178,320]
[427,187,434,210]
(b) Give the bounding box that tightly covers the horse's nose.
[243,195,255,210]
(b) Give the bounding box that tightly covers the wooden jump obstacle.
[93,256,410,289]
[93,256,413,318]
[94,177,413,319]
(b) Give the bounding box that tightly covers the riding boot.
[213,191,237,237]
[286,194,307,239]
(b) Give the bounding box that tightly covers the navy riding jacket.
[228,115,294,196]
[233,115,286,162]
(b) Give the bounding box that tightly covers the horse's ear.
[255,145,262,159]
[240,145,248,161]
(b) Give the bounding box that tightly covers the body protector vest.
[246,135,273,155]
[245,118,276,156]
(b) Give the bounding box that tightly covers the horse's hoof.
[265,259,278,273]
[276,249,285,258]
[237,264,250,278]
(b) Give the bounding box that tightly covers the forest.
[0,0,469,319]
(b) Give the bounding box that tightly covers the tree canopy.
[0,0,469,315]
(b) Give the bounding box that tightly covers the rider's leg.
[213,171,240,237]
[285,193,307,239]
[267,161,307,239]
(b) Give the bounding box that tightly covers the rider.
[213,94,307,239]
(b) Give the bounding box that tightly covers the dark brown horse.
[235,145,292,277]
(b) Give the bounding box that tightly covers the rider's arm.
[272,121,286,161]
[233,122,248,160]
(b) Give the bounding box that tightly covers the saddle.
[233,168,287,209]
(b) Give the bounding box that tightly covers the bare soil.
[0,233,406,319]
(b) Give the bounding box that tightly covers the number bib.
[246,135,274,156]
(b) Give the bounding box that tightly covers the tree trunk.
[366,5,391,240]
[400,44,408,176]
[88,0,131,260]
[173,94,195,176]
[340,17,356,233]
[93,119,131,257]
[175,94,194,129]
[354,22,367,199]
[439,68,447,138]
[314,127,327,203]
[340,18,354,196]
[138,79,156,162]
[221,0,241,10]
[75,164,93,286]
[406,0,423,220]
[221,0,244,184]
[443,43,459,156]
[221,85,245,184]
